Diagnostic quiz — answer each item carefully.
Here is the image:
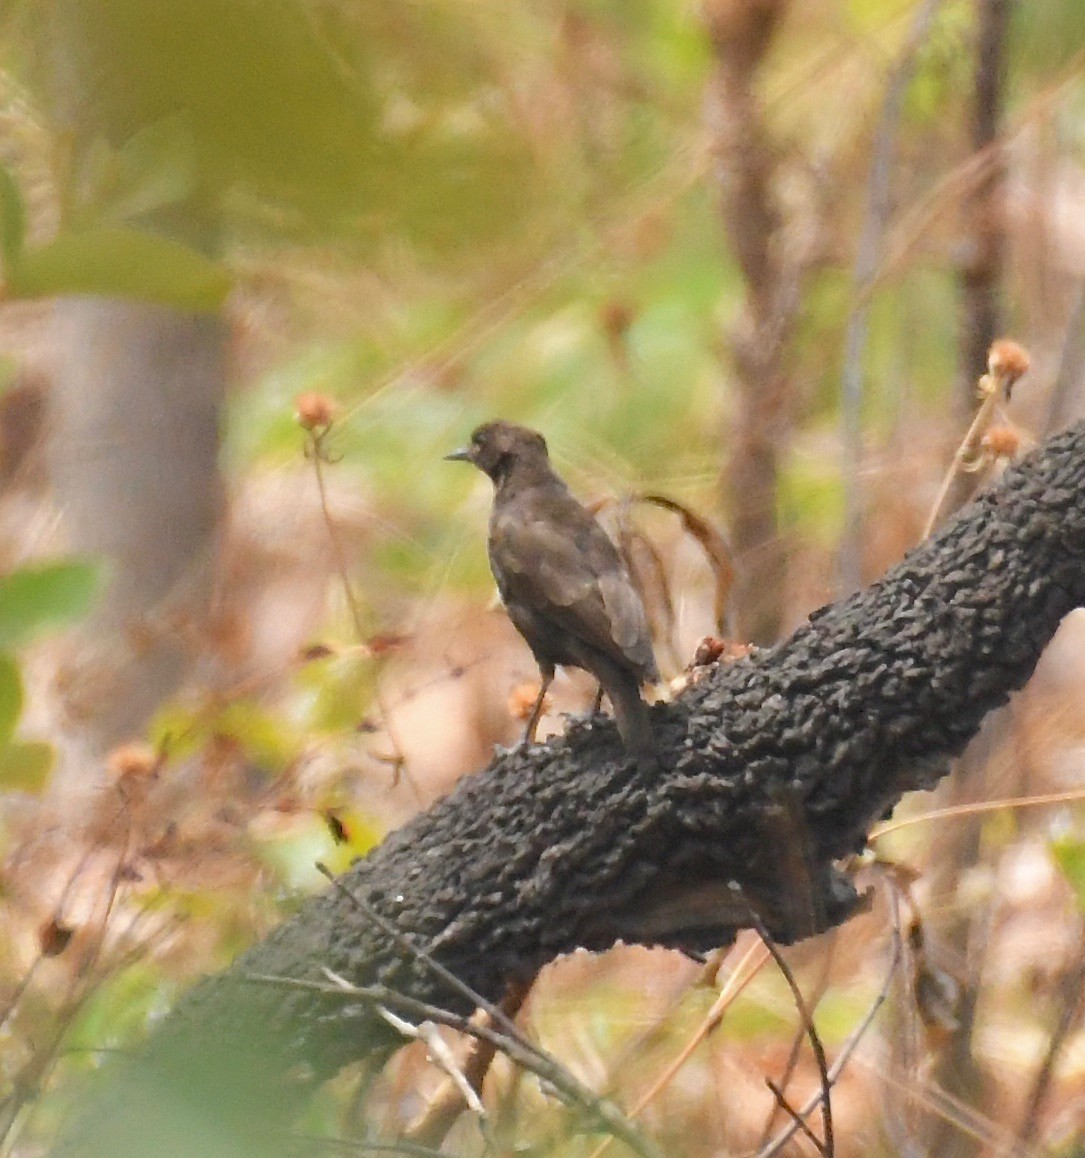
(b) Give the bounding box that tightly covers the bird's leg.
[522,669,554,744]
[590,684,604,716]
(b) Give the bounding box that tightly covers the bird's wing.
[491,494,657,679]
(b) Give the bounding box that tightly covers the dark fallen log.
[59,422,1085,1155]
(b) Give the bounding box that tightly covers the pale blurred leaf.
[1051,835,1085,913]
[0,560,102,649]
[0,163,26,273]
[0,740,54,794]
[0,654,21,747]
[9,228,231,311]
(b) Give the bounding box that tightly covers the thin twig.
[403,980,529,1149]
[735,885,833,1157]
[313,866,662,1158]
[838,0,946,594]
[923,341,1028,537]
[587,937,772,1158]
[376,1007,487,1120]
[757,878,905,1158]
[306,427,421,803]
[248,967,662,1158]
[1015,939,1085,1148]
[754,934,838,1150]
[765,1079,824,1154]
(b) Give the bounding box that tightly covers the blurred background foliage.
[0,0,1082,1153]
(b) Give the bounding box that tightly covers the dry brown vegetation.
[0,1,1082,1155]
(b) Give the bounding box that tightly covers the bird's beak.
[444,447,472,463]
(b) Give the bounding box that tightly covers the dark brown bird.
[446,421,659,767]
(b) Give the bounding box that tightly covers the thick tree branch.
[60,422,1085,1155]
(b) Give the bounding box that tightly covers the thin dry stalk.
[312,865,662,1158]
[742,895,833,1157]
[838,0,946,594]
[635,493,735,637]
[756,878,905,1158]
[1016,942,1085,1149]
[402,981,530,1150]
[587,938,772,1158]
[870,786,1085,840]
[923,339,1029,537]
[958,0,1013,416]
[304,420,420,803]
[754,935,838,1149]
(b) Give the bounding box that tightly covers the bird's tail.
[599,661,657,773]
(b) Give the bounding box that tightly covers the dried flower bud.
[508,681,550,723]
[600,299,635,343]
[692,636,728,667]
[295,392,338,431]
[106,741,158,783]
[987,339,1030,385]
[691,636,754,667]
[39,917,75,957]
[981,425,1021,460]
[365,633,409,658]
[299,642,337,662]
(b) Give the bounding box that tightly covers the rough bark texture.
[60,423,1085,1155]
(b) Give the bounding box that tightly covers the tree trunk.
[43,0,227,756]
[49,298,225,748]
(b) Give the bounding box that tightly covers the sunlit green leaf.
[0,740,54,794]
[0,560,102,649]
[0,164,26,274]
[149,697,300,773]
[9,228,230,311]
[82,114,199,226]
[213,701,301,772]
[1051,835,1085,913]
[0,654,21,746]
[67,963,177,1055]
[250,814,337,893]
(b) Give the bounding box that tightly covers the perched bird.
[446,421,659,767]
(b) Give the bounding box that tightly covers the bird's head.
[445,421,549,484]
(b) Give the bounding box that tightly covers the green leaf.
[1051,836,1085,913]
[0,740,54,794]
[0,164,26,273]
[0,560,102,649]
[0,654,21,746]
[8,228,230,312]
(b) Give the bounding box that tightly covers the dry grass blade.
[587,938,772,1158]
[403,981,530,1150]
[756,878,907,1157]
[635,493,735,636]
[869,786,1085,840]
[739,889,834,1157]
[314,867,663,1158]
[1015,942,1085,1149]
[613,512,681,673]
